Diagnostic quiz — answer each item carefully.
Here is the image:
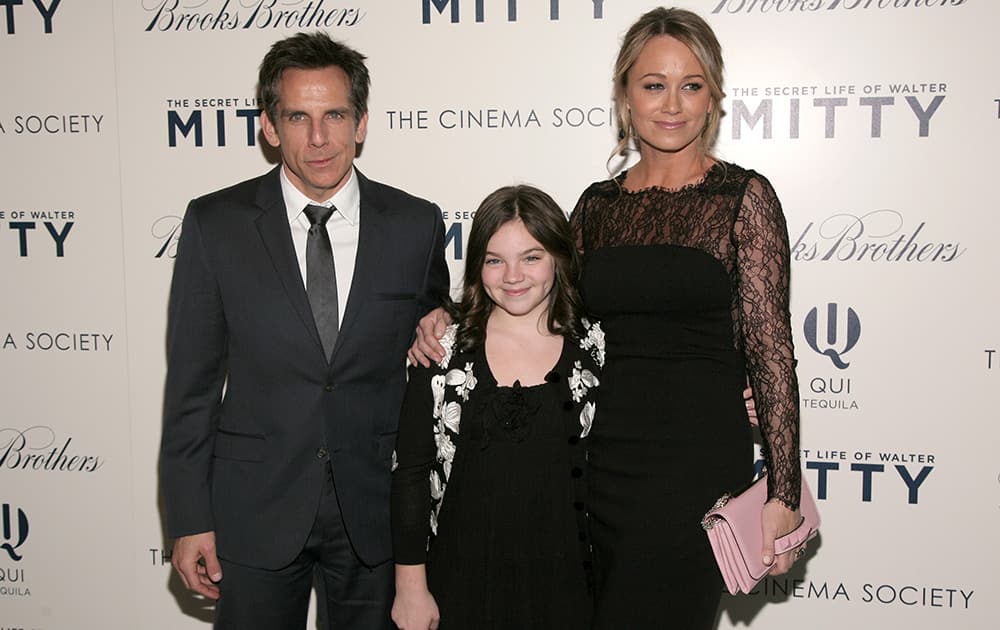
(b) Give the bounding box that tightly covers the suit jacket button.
[324,384,334,392]
[316,447,329,459]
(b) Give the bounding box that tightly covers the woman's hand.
[761,499,805,575]
[743,385,757,426]
[392,566,441,630]
[407,307,452,367]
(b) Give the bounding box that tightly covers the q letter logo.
[1,503,29,561]
[804,303,861,369]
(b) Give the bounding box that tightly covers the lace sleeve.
[569,187,591,257]
[390,362,439,564]
[732,174,802,510]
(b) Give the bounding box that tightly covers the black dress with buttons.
[392,339,593,630]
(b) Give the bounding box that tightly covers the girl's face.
[481,219,555,323]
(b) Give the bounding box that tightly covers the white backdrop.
[1,1,996,628]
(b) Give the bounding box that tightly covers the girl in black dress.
[391,185,603,630]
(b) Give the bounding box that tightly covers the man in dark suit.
[159,32,448,629]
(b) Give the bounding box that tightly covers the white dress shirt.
[280,165,360,329]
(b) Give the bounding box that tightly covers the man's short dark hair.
[258,31,370,124]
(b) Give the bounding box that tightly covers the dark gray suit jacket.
[160,166,448,569]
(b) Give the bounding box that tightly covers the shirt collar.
[280,165,361,226]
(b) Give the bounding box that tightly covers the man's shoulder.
[358,171,439,217]
[189,169,275,210]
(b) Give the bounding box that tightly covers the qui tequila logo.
[804,303,860,369]
[1,504,28,561]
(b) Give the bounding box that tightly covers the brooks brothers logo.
[801,303,860,411]
[152,206,474,262]
[744,576,972,610]
[790,209,964,263]
[143,0,365,31]
[1,503,31,598]
[152,214,182,258]
[0,426,104,473]
[0,0,60,34]
[727,83,945,139]
[712,0,968,14]
[166,97,261,148]
[0,209,74,258]
[422,0,605,23]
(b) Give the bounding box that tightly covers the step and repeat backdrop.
[1,1,996,628]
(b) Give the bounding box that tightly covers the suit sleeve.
[417,205,450,319]
[159,200,228,539]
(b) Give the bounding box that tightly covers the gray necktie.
[304,204,339,361]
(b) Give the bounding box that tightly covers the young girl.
[390,185,604,630]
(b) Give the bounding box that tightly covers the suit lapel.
[330,170,386,365]
[253,166,324,352]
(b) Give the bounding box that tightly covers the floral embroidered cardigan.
[390,320,605,564]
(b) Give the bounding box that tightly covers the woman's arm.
[732,173,804,574]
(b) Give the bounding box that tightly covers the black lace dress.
[570,163,801,629]
[392,338,597,629]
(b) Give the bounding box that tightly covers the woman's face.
[481,219,555,323]
[625,35,712,158]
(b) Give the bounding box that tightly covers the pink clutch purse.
[701,474,820,595]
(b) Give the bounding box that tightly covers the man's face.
[261,66,368,202]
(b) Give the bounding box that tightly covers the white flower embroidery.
[429,468,444,534]
[431,374,446,419]
[579,402,595,438]
[445,367,466,386]
[435,430,456,465]
[430,468,444,501]
[570,360,600,403]
[580,318,606,367]
[436,324,458,368]
[445,362,477,401]
[442,401,462,434]
[426,325,469,538]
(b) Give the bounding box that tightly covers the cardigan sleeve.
[391,362,439,564]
